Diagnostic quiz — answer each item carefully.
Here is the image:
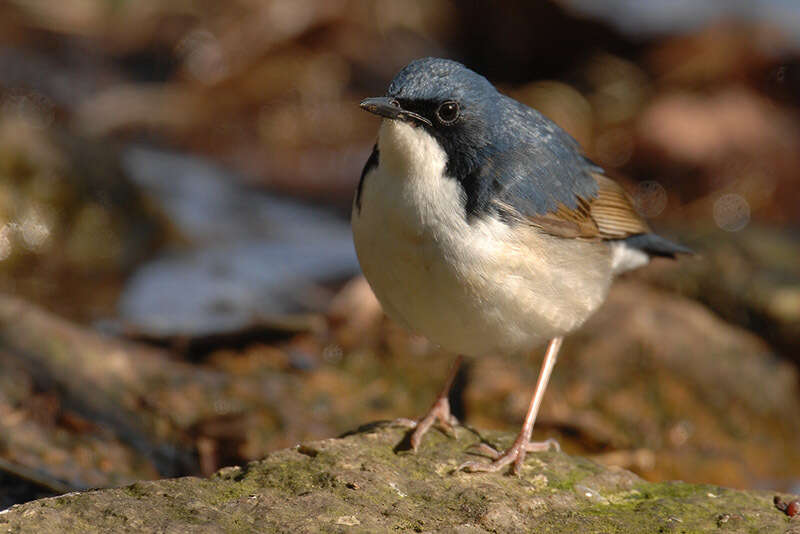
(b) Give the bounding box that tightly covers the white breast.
[352,120,614,357]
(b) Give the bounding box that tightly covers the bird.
[351,57,690,475]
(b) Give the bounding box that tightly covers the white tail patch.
[610,241,650,274]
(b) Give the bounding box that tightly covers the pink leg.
[459,337,563,475]
[397,355,464,452]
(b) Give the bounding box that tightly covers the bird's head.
[360,57,500,179]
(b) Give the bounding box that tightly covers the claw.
[458,457,512,473]
[527,437,559,453]
[465,442,501,459]
[438,422,455,438]
[409,397,458,452]
[391,418,419,429]
[458,438,559,475]
[400,356,464,452]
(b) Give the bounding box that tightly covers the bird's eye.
[436,101,459,124]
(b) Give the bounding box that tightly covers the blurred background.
[0,0,798,508]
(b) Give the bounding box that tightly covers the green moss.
[544,455,603,491]
[205,480,257,505]
[123,482,150,499]
[571,480,784,534]
[2,425,791,533]
[248,460,317,495]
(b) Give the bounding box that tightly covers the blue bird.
[352,57,690,474]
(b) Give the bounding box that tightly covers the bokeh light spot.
[0,225,12,261]
[177,29,228,84]
[633,180,668,218]
[713,193,751,232]
[19,208,51,250]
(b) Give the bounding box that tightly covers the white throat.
[371,119,468,237]
[377,120,448,182]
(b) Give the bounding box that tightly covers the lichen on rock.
[0,423,794,533]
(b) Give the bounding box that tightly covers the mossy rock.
[0,423,795,533]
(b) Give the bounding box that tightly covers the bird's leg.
[459,337,563,475]
[397,355,464,452]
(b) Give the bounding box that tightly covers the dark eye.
[436,101,459,124]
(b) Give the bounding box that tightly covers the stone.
[0,424,794,533]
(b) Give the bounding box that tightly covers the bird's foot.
[395,396,459,452]
[458,437,559,475]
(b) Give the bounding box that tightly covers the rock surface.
[637,225,800,359]
[1,424,795,534]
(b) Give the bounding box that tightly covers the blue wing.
[462,96,599,219]
[471,97,689,257]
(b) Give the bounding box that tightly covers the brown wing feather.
[517,173,649,240]
[590,174,650,238]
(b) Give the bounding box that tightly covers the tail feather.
[622,233,693,258]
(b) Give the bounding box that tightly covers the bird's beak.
[360,97,432,126]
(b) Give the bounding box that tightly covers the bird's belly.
[352,164,612,357]
[354,228,509,355]
[352,237,522,355]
